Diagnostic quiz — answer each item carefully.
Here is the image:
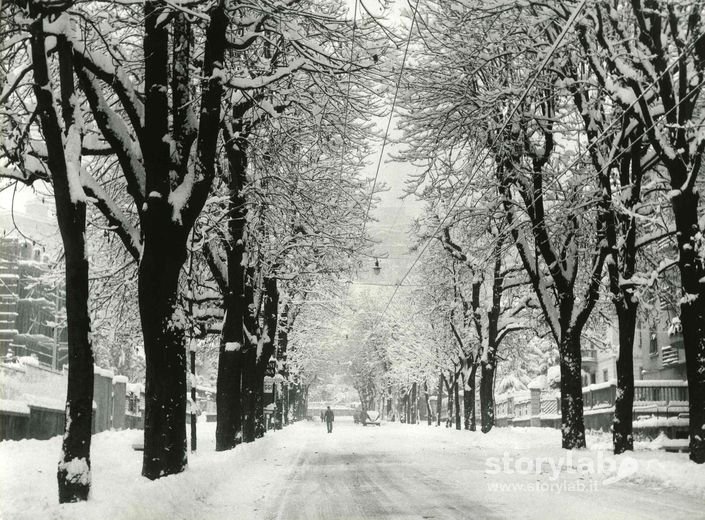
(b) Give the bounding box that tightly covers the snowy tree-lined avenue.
[1,0,704,513]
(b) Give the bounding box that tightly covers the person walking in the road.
[324,406,334,433]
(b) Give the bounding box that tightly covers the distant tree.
[397,0,610,449]
[439,220,536,433]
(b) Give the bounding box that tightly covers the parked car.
[363,410,381,426]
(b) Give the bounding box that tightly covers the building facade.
[582,313,686,386]
[0,238,67,369]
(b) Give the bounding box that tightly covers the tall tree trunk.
[277,304,290,427]
[404,391,410,423]
[558,330,586,449]
[273,383,281,430]
[411,383,417,424]
[285,388,292,425]
[671,189,705,464]
[215,301,242,450]
[601,134,641,455]
[254,382,265,437]
[302,385,309,419]
[240,347,257,442]
[464,363,478,431]
[471,382,477,432]
[57,224,94,502]
[293,387,299,420]
[215,247,243,450]
[139,0,185,480]
[253,277,279,439]
[463,380,472,430]
[215,118,249,450]
[436,373,443,426]
[240,266,258,442]
[282,384,289,426]
[289,385,298,422]
[444,377,453,427]
[613,301,637,454]
[29,21,95,502]
[139,225,189,479]
[466,374,476,432]
[424,382,432,425]
[480,358,496,433]
[387,386,393,420]
[454,379,461,430]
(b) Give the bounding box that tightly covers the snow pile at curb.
[381,423,705,500]
[0,422,288,520]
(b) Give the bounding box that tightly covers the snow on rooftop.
[583,380,617,392]
[634,380,688,387]
[527,375,546,390]
[633,416,690,429]
[93,366,114,378]
[126,383,144,394]
[23,394,64,412]
[0,398,29,415]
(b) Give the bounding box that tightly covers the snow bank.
[410,425,705,500]
[17,356,40,367]
[0,421,291,520]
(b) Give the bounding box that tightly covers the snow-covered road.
[256,419,705,520]
[260,421,500,519]
[2,418,705,519]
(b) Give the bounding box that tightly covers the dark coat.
[324,409,335,423]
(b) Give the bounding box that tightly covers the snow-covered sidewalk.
[1,419,704,519]
[0,420,292,520]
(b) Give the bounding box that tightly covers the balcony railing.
[581,349,597,363]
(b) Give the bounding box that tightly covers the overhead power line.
[368,1,704,343]
[361,0,589,338]
[360,0,422,241]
